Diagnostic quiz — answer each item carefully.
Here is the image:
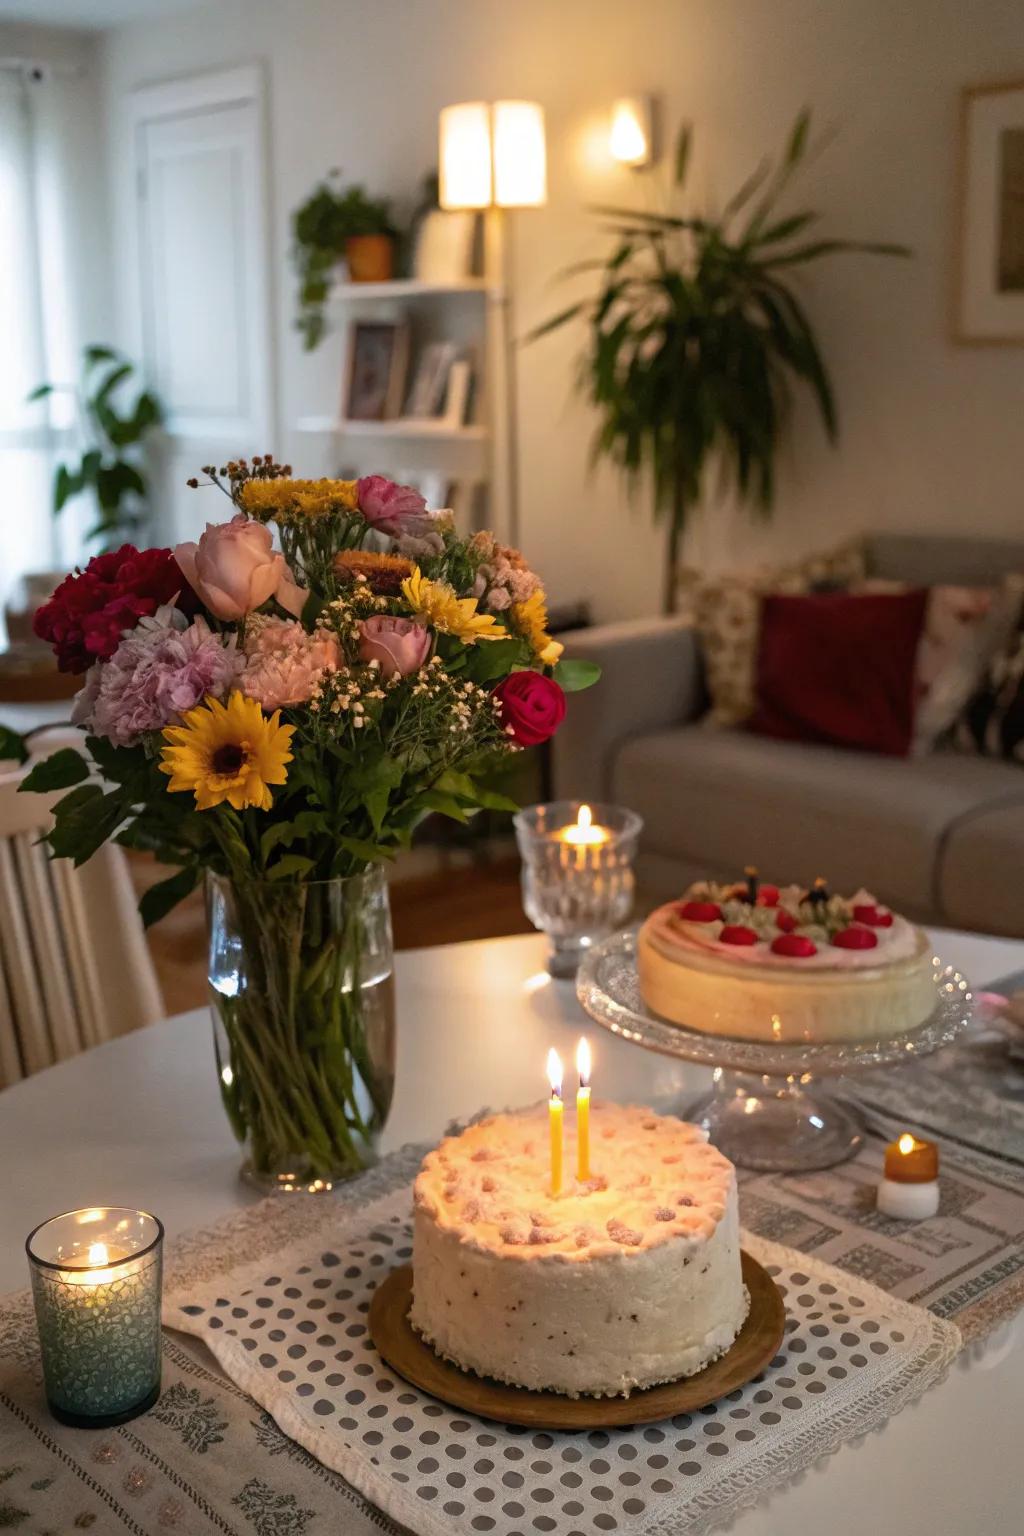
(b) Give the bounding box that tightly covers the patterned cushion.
[954,625,1024,762]
[678,539,868,727]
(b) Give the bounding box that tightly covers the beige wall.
[99,0,1024,620]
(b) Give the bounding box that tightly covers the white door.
[131,67,273,539]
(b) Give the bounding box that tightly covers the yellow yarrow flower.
[510,588,564,666]
[400,568,503,643]
[238,477,359,522]
[160,692,294,812]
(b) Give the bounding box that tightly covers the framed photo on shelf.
[442,359,473,427]
[405,342,457,419]
[955,79,1024,344]
[343,321,409,421]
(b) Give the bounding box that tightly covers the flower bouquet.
[19,461,598,1190]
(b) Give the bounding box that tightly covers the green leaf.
[266,853,315,881]
[0,725,29,765]
[434,768,476,800]
[784,108,811,169]
[300,589,324,629]
[553,657,601,692]
[52,783,103,817]
[472,787,520,813]
[48,787,125,865]
[18,748,90,793]
[26,382,54,402]
[84,344,119,367]
[524,302,585,345]
[54,463,82,513]
[673,123,692,186]
[462,637,522,685]
[139,865,200,928]
[94,362,133,406]
[419,790,472,823]
[336,835,393,864]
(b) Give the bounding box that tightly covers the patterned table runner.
[6,1144,963,1536]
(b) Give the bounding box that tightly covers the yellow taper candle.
[576,1036,591,1181]
[547,1048,564,1196]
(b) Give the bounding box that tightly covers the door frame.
[127,63,276,447]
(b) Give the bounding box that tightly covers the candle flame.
[546,1047,563,1098]
[576,1036,591,1087]
[898,1133,916,1155]
[577,804,592,832]
[87,1243,109,1266]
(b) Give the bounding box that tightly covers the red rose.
[493,670,566,747]
[33,545,197,673]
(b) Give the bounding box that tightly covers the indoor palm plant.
[532,113,908,612]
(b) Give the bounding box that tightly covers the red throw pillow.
[748,589,929,757]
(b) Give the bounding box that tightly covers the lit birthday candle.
[547,1048,564,1196]
[576,1037,592,1181]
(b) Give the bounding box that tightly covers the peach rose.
[174,514,307,621]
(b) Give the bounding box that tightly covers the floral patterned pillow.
[678,539,868,727]
[953,623,1024,762]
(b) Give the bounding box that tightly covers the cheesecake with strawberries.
[637,871,936,1043]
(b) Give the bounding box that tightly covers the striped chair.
[0,755,162,1086]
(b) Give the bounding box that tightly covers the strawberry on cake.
[638,869,936,1043]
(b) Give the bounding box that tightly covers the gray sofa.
[552,534,1024,938]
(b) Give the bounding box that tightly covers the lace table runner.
[0,1146,964,1536]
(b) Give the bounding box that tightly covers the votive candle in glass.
[514,801,643,976]
[27,1207,164,1427]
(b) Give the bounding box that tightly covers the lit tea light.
[576,1037,592,1181]
[876,1132,940,1220]
[556,804,611,847]
[547,1048,564,1196]
[26,1208,164,1427]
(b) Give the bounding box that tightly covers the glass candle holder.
[514,800,643,977]
[26,1207,163,1428]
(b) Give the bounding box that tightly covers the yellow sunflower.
[510,588,564,666]
[160,692,295,812]
[400,568,503,643]
[238,477,359,522]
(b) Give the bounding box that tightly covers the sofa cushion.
[611,725,1024,915]
[936,801,1024,937]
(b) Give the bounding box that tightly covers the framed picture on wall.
[343,321,409,421]
[955,79,1024,344]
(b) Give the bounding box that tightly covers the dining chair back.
[0,760,163,1086]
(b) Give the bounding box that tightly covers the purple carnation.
[73,604,243,746]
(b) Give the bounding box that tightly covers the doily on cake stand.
[576,930,974,1171]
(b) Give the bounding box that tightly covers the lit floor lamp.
[438,101,547,549]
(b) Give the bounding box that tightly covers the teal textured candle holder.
[27,1208,163,1428]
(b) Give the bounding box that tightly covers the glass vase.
[206,868,396,1193]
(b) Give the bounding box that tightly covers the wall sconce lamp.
[609,96,655,168]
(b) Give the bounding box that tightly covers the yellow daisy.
[238,478,359,522]
[401,568,504,643]
[510,588,564,666]
[160,692,295,812]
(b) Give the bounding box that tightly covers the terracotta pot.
[345,234,395,283]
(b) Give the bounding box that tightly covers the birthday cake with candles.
[638,870,936,1044]
[410,1100,748,1397]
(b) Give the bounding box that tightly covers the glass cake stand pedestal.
[576,930,974,1172]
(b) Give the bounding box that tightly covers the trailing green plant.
[530,112,910,612]
[292,171,397,350]
[28,345,162,551]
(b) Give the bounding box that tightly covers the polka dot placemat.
[163,1149,960,1536]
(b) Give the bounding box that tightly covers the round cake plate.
[368,1252,784,1431]
[576,930,974,1172]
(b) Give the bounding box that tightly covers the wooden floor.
[131,851,531,1018]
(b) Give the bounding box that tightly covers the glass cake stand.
[576,930,974,1171]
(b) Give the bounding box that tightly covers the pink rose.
[493,671,566,746]
[358,615,431,679]
[357,476,432,538]
[174,514,307,621]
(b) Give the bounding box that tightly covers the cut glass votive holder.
[26,1207,164,1428]
[514,800,643,977]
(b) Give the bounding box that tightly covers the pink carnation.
[241,617,342,709]
[72,605,243,746]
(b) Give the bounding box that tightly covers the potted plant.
[28,344,162,551]
[531,113,909,612]
[292,171,399,349]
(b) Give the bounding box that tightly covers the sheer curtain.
[0,67,90,631]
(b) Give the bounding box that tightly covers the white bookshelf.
[296,417,486,441]
[324,278,492,303]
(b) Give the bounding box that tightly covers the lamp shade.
[493,100,547,208]
[439,101,492,209]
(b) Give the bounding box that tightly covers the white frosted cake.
[410,1102,748,1398]
[638,875,935,1044]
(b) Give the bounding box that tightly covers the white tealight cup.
[876,1177,940,1221]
